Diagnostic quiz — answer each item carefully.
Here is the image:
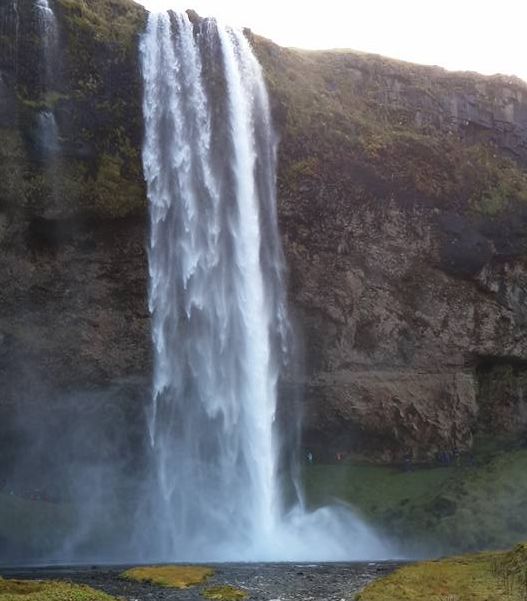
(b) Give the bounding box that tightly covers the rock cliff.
[1,0,527,465]
[254,39,527,460]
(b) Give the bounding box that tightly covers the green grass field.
[304,445,527,554]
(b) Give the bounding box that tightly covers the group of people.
[304,447,478,470]
[304,449,349,465]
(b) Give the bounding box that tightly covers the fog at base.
[136,9,390,562]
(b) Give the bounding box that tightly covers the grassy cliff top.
[290,45,526,91]
[252,33,527,218]
[6,0,527,221]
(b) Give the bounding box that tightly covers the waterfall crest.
[140,10,389,561]
[35,0,58,82]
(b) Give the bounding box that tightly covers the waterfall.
[36,109,59,155]
[140,10,389,562]
[35,0,58,89]
[34,0,59,159]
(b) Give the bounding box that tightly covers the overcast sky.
[137,0,527,82]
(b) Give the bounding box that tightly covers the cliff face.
[1,0,527,464]
[252,40,527,459]
[0,0,149,407]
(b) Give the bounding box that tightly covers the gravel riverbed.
[1,562,401,601]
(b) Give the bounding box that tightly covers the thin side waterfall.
[35,0,58,81]
[35,0,59,159]
[140,10,390,561]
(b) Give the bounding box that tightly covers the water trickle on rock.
[140,10,389,562]
[35,0,58,75]
[35,0,59,159]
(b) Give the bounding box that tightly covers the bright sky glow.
[137,0,527,82]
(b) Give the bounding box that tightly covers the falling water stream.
[34,0,59,158]
[140,10,388,562]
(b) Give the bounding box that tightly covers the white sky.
[137,0,527,82]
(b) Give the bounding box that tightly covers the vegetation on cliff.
[252,37,527,219]
[3,0,147,219]
[7,0,527,220]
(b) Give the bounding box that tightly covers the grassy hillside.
[304,442,527,555]
[357,543,527,600]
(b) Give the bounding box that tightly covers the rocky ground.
[0,563,400,601]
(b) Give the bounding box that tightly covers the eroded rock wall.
[0,1,527,464]
[0,0,149,409]
[253,40,527,460]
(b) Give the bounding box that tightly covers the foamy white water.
[140,10,390,561]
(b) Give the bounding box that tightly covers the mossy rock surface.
[203,585,248,600]
[121,566,214,589]
[4,0,148,220]
[0,577,114,601]
[252,36,527,220]
[356,544,527,600]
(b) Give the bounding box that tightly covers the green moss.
[122,566,214,589]
[93,153,144,218]
[356,549,525,601]
[17,92,69,111]
[0,578,115,601]
[287,157,320,179]
[202,586,248,600]
[254,37,527,216]
[56,0,146,55]
[26,0,147,217]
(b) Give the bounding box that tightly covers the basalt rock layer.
[0,0,526,465]
[255,41,527,460]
